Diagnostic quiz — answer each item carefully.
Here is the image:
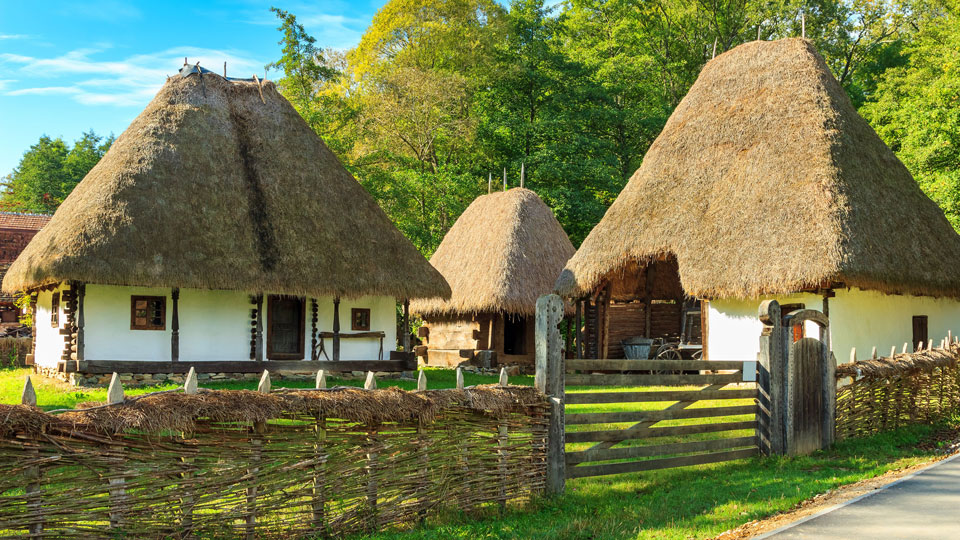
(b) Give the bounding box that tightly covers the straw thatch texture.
[556,38,960,300]
[835,343,960,440]
[412,188,575,316]
[0,386,547,538]
[2,71,450,301]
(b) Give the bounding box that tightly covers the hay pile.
[412,188,575,316]
[2,70,449,301]
[556,38,960,300]
[2,386,545,435]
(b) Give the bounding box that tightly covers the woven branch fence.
[835,341,960,440]
[0,384,548,539]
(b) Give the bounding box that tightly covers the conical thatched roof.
[557,38,960,300]
[2,70,450,300]
[411,188,575,316]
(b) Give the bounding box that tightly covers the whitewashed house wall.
[707,287,960,363]
[32,284,397,366]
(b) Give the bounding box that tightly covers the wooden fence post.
[22,376,43,536]
[180,367,198,536]
[363,371,379,529]
[497,368,509,509]
[536,294,565,495]
[247,371,269,540]
[106,373,127,530]
[758,301,786,455]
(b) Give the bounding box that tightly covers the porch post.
[402,299,410,352]
[76,282,85,363]
[332,296,341,362]
[574,300,583,359]
[255,294,264,362]
[171,288,180,362]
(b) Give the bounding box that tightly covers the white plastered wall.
[33,285,68,369]
[35,285,398,363]
[707,287,960,363]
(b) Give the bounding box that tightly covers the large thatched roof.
[557,38,960,300]
[2,69,449,300]
[411,188,574,317]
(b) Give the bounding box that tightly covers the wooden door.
[267,295,305,360]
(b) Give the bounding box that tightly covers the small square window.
[50,292,60,328]
[131,296,166,330]
[351,308,371,331]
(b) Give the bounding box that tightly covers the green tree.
[862,0,960,227]
[1,131,112,213]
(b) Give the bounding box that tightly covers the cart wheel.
[655,347,682,374]
[692,350,703,360]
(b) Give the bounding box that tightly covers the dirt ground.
[708,428,960,540]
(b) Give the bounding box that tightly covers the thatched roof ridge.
[411,188,575,316]
[2,71,449,300]
[556,38,960,300]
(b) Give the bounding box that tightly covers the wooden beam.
[566,372,744,386]
[76,359,414,374]
[565,388,757,404]
[332,297,341,362]
[566,448,758,479]
[564,420,758,444]
[566,436,756,465]
[171,287,180,362]
[75,282,85,363]
[566,405,757,425]
[566,359,749,371]
[402,299,410,352]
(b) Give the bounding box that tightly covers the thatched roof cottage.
[3,65,449,384]
[557,38,960,362]
[412,188,574,368]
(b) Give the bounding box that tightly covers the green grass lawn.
[1,367,952,539]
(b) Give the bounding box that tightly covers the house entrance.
[267,295,305,360]
[503,315,526,355]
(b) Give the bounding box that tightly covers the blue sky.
[0,0,388,176]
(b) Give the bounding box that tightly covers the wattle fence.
[835,341,960,440]
[0,377,548,539]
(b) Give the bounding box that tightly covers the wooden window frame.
[130,296,166,331]
[50,292,60,328]
[267,295,306,360]
[913,315,929,351]
[351,308,371,331]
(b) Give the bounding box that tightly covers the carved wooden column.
[75,283,85,362]
[171,287,180,362]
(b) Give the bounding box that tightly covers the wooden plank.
[566,359,749,372]
[566,448,758,479]
[566,372,744,386]
[564,420,758,443]
[566,388,757,404]
[566,436,756,465]
[77,359,412,374]
[566,405,757,425]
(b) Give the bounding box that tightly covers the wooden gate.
[562,359,760,479]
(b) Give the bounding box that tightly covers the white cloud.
[0,34,29,40]
[0,80,16,91]
[1,46,267,107]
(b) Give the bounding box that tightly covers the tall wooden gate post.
[536,294,565,495]
[758,300,836,456]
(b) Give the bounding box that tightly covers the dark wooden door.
[787,337,826,455]
[267,295,305,360]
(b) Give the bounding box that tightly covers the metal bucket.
[622,337,654,360]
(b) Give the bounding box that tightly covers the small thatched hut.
[2,64,449,384]
[557,38,960,362]
[411,188,574,368]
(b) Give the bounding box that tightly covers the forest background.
[3,0,958,257]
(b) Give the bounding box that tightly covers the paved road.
[763,454,960,539]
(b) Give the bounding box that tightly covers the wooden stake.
[488,172,492,194]
[107,373,124,404]
[364,371,377,390]
[417,369,427,391]
[21,376,36,406]
[849,348,856,364]
[712,38,717,59]
[801,12,806,38]
[871,346,877,359]
[890,346,897,359]
[455,367,464,390]
[257,370,271,393]
[503,168,507,191]
[184,367,198,395]
[520,162,525,189]
[499,367,508,387]
[316,370,326,389]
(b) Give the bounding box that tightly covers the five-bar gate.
[563,359,760,479]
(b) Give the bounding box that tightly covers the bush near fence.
[835,342,960,440]
[0,337,30,369]
[0,385,548,539]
